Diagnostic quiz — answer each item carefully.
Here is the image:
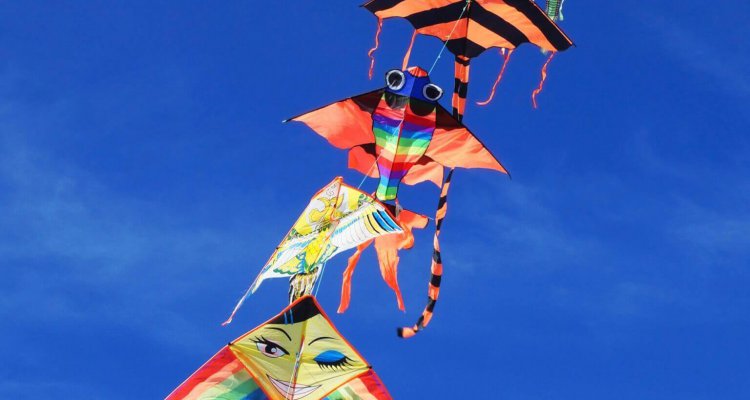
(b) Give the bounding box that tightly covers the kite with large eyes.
[384,68,443,102]
[385,69,405,90]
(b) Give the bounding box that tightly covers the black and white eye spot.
[422,83,443,101]
[385,69,406,91]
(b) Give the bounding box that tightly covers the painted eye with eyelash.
[253,336,289,358]
[314,350,352,370]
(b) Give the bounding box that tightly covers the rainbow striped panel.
[323,370,392,400]
[166,347,267,400]
[373,96,435,201]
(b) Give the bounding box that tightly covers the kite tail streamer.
[476,49,514,106]
[401,30,417,70]
[368,18,383,80]
[452,55,471,122]
[222,284,254,326]
[397,169,453,339]
[338,241,373,313]
[288,270,321,303]
[532,52,555,109]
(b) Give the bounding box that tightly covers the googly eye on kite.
[385,69,406,91]
[422,83,443,101]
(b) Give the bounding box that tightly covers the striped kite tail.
[397,169,454,339]
[451,55,470,122]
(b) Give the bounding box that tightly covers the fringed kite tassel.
[476,49,514,106]
[452,55,471,122]
[338,241,373,313]
[401,30,417,70]
[532,51,556,109]
[288,270,320,304]
[368,17,383,80]
[397,169,454,339]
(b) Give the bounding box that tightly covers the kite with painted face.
[288,67,508,338]
[287,66,508,202]
[167,296,392,400]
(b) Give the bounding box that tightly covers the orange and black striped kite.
[363,0,574,116]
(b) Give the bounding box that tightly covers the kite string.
[356,153,382,190]
[286,326,306,399]
[428,0,470,74]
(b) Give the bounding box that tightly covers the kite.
[288,66,507,337]
[363,0,574,115]
[167,296,393,400]
[287,66,508,202]
[545,0,565,21]
[223,177,403,325]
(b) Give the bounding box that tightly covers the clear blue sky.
[1,1,749,399]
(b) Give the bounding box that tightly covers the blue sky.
[1,1,749,399]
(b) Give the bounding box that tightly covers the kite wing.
[425,105,509,174]
[169,296,393,400]
[251,177,403,292]
[287,89,383,150]
[223,177,402,325]
[363,0,573,56]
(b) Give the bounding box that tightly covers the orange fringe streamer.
[532,51,556,109]
[368,18,383,80]
[401,30,417,70]
[476,49,514,106]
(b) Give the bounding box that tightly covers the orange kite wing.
[427,106,509,175]
[289,90,383,150]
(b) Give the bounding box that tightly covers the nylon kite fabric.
[338,206,429,313]
[363,0,574,115]
[167,296,393,400]
[223,177,403,325]
[288,66,508,202]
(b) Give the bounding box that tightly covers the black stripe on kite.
[453,78,468,98]
[504,0,573,51]
[365,213,386,233]
[362,0,402,13]
[425,298,437,312]
[430,274,442,287]
[405,2,467,29]
[432,249,442,264]
[471,4,529,49]
[377,210,401,231]
[446,37,485,58]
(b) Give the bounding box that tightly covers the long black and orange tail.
[397,169,453,338]
[451,55,470,122]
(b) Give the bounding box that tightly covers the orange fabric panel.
[337,209,429,313]
[428,125,508,174]
[401,159,443,187]
[338,241,373,314]
[371,0,458,18]
[476,0,562,51]
[464,16,517,49]
[374,235,405,311]
[416,18,468,41]
[348,147,380,178]
[479,0,571,52]
[292,98,375,150]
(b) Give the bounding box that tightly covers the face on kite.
[230,297,369,399]
[383,68,443,115]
